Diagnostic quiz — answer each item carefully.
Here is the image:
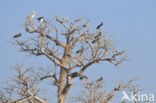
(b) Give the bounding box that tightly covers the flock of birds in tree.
[13,11,104,39]
[12,11,104,61]
[79,75,103,83]
[13,11,104,82]
[13,11,45,39]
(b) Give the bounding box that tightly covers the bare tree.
[71,78,146,103]
[10,11,127,103]
[0,64,46,103]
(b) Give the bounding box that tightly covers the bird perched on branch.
[79,76,88,80]
[76,47,84,54]
[13,33,22,38]
[95,31,102,39]
[96,76,103,83]
[92,32,102,44]
[67,54,71,57]
[27,10,36,20]
[96,22,103,30]
[83,20,89,27]
[37,17,46,22]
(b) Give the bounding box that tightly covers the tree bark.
[58,54,69,103]
[58,68,66,103]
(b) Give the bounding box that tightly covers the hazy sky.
[0,0,156,102]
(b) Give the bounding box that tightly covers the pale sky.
[0,0,156,102]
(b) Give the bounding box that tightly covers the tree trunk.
[57,45,72,103]
[58,93,66,103]
[58,56,69,103]
[58,68,67,103]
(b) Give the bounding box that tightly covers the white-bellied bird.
[96,22,103,30]
[37,17,46,22]
[27,10,36,20]
[13,33,22,38]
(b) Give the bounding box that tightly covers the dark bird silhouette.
[114,84,121,91]
[96,22,103,30]
[76,47,84,54]
[67,54,71,57]
[83,20,89,27]
[79,76,88,80]
[13,33,22,38]
[96,77,103,83]
[37,17,46,22]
